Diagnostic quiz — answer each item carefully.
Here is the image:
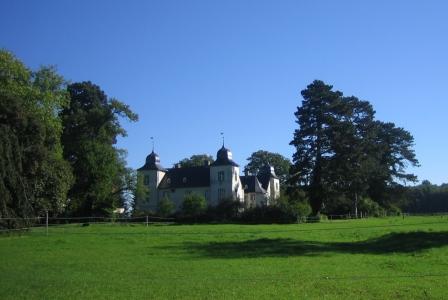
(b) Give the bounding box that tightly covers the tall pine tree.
[290,80,419,216]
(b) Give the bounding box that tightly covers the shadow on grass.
[185,231,448,258]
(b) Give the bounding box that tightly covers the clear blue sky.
[1,0,447,184]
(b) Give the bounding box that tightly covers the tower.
[136,150,167,212]
[209,145,244,206]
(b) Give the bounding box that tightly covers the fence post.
[146,215,149,227]
[46,211,49,236]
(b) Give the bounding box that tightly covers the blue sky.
[1,0,447,184]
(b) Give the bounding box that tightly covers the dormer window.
[167,178,171,184]
[182,177,187,183]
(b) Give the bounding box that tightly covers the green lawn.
[1,216,448,299]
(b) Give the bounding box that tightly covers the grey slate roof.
[158,166,210,189]
[257,165,279,190]
[240,175,266,193]
[211,146,239,167]
[256,173,271,190]
[138,151,167,171]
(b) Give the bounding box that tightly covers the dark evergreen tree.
[290,80,419,216]
[289,80,342,215]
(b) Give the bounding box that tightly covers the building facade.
[136,145,280,212]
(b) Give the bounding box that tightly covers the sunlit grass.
[1,216,447,299]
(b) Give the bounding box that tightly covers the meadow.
[1,216,448,299]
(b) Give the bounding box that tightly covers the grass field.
[1,216,448,299]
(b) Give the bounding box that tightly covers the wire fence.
[0,212,447,235]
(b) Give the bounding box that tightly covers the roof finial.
[150,136,154,152]
[220,132,224,147]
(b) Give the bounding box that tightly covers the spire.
[150,136,154,152]
[220,132,224,147]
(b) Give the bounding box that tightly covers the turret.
[136,151,167,212]
[209,145,244,206]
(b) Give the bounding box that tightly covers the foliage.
[206,198,243,221]
[177,154,214,168]
[158,196,175,217]
[182,193,206,218]
[244,150,291,184]
[61,81,138,216]
[239,205,294,224]
[0,50,73,228]
[290,80,419,216]
[131,172,150,215]
[404,181,448,213]
[276,189,311,223]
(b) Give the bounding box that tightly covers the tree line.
[0,50,137,228]
[1,49,445,228]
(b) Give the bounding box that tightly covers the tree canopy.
[0,50,73,227]
[244,150,291,184]
[61,81,138,216]
[290,80,419,216]
[177,154,214,168]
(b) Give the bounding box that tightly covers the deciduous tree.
[61,81,138,216]
[244,150,291,184]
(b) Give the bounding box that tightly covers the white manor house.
[136,144,280,212]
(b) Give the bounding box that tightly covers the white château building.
[136,145,280,212]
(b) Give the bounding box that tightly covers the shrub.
[158,196,174,217]
[182,194,206,219]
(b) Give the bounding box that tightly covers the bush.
[182,194,206,219]
[158,197,174,217]
[240,206,294,224]
[207,198,242,222]
[358,197,385,217]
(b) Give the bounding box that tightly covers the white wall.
[209,165,243,206]
[158,187,210,211]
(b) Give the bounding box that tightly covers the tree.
[290,80,342,215]
[277,189,311,223]
[131,172,150,215]
[61,81,138,216]
[177,154,214,168]
[0,50,73,228]
[158,196,175,217]
[182,194,206,219]
[290,80,419,216]
[244,150,291,184]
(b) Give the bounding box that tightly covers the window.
[234,172,238,181]
[204,191,209,200]
[182,177,187,183]
[275,182,279,191]
[144,175,150,185]
[218,188,225,200]
[218,171,224,182]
